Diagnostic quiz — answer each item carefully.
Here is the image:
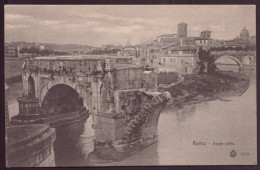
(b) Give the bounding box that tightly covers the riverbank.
[158,71,250,108]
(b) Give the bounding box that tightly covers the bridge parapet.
[22,55,133,76]
[210,50,256,56]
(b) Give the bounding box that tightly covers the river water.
[7,68,256,166]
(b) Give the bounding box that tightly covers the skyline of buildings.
[4,23,256,48]
[5,5,255,46]
[5,22,256,58]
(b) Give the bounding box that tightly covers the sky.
[5,5,256,47]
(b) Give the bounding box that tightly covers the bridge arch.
[214,55,243,69]
[38,76,93,111]
[41,84,84,115]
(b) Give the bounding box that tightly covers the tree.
[28,46,40,54]
[219,46,226,51]
[19,47,28,54]
[40,49,51,56]
[198,47,210,62]
[197,47,216,74]
[226,46,233,51]
[207,57,217,74]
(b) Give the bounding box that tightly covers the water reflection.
[157,69,256,165]
[54,118,94,166]
[54,140,86,167]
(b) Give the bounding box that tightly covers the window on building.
[185,67,188,72]
[163,58,166,63]
[183,51,191,54]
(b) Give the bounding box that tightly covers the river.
[6,68,256,166]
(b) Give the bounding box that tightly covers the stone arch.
[39,78,77,107]
[28,76,35,97]
[214,55,243,69]
[41,84,84,115]
[39,75,93,112]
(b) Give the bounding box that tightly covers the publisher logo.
[230,150,237,158]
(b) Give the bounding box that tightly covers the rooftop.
[195,37,210,40]
[201,30,211,33]
[157,34,177,38]
[168,45,196,51]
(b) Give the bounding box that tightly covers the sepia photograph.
[4,5,257,167]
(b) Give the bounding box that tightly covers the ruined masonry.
[9,55,171,163]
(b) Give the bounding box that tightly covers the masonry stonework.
[13,55,171,160]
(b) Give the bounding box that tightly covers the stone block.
[93,114,125,142]
[113,89,140,114]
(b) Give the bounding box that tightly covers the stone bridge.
[210,51,256,69]
[12,55,171,156]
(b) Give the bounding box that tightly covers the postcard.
[4,5,256,167]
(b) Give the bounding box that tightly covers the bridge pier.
[5,84,56,167]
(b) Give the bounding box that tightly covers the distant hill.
[43,43,94,51]
[11,41,96,51]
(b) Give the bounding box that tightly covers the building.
[157,34,178,42]
[195,37,210,47]
[233,27,256,46]
[240,26,249,40]
[210,27,255,53]
[4,43,17,58]
[136,23,217,74]
[193,30,212,48]
[200,30,211,38]
[159,39,197,74]
[177,22,188,37]
[122,46,136,56]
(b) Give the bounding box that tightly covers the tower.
[177,22,187,37]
